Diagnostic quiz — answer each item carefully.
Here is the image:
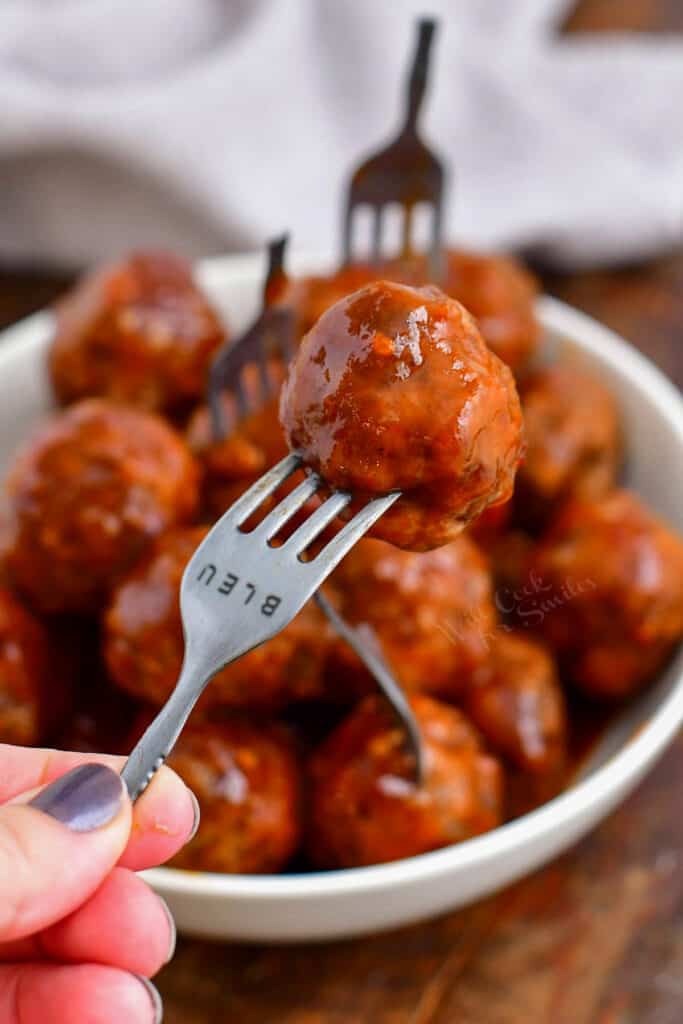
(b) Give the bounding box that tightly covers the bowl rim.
[2,258,682,903]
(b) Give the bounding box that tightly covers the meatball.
[165,719,302,873]
[287,250,540,372]
[280,281,524,550]
[488,529,536,600]
[49,251,225,416]
[529,491,683,697]
[0,588,69,745]
[308,694,502,868]
[443,250,540,373]
[1,399,198,614]
[104,526,333,709]
[286,264,381,338]
[516,365,622,531]
[463,631,567,773]
[186,394,288,519]
[468,497,512,548]
[329,536,496,700]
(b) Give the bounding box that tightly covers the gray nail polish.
[187,788,201,842]
[159,896,177,964]
[135,976,163,1024]
[29,763,126,833]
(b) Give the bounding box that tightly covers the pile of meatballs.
[1,248,683,874]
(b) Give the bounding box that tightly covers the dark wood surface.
[1,3,682,1020]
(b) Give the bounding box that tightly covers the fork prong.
[234,373,250,419]
[256,346,272,403]
[305,491,401,573]
[372,206,384,264]
[225,452,303,528]
[284,489,353,555]
[251,473,321,542]
[342,202,355,267]
[208,356,229,439]
[280,311,296,362]
[429,198,444,281]
[401,203,414,259]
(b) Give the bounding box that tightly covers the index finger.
[0,745,198,872]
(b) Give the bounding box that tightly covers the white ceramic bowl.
[1,253,682,943]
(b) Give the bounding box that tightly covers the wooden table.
[2,3,682,1020]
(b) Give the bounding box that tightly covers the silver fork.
[313,589,423,784]
[204,235,425,783]
[342,17,445,279]
[208,235,294,438]
[121,453,402,801]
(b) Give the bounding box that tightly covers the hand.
[0,743,199,1023]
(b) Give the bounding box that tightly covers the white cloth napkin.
[1,0,681,270]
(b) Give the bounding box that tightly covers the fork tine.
[280,311,296,361]
[256,345,272,402]
[401,203,414,259]
[226,452,303,527]
[342,201,355,267]
[234,372,250,419]
[305,491,401,573]
[208,357,229,439]
[429,198,444,281]
[372,206,384,264]
[251,473,322,542]
[284,489,353,555]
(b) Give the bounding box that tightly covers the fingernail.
[29,763,126,833]
[187,787,200,842]
[135,976,163,1023]
[159,895,177,964]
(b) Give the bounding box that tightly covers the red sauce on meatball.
[308,694,503,868]
[280,280,524,550]
[328,535,496,700]
[516,365,622,531]
[463,630,567,773]
[49,251,226,416]
[529,490,683,697]
[0,588,70,745]
[165,718,302,874]
[187,394,288,519]
[1,398,198,613]
[443,249,540,373]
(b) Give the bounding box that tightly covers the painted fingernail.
[159,895,177,964]
[29,763,126,833]
[135,976,163,1023]
[187,787,200,842]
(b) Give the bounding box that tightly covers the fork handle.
[263,234,289,307]
[120,659,205,802]
[403,18,437,134]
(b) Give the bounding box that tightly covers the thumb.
[0,763,131,943]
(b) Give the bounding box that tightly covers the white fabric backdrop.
[0,0,681,269]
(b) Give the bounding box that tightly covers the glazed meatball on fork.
[122,452,399,800]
